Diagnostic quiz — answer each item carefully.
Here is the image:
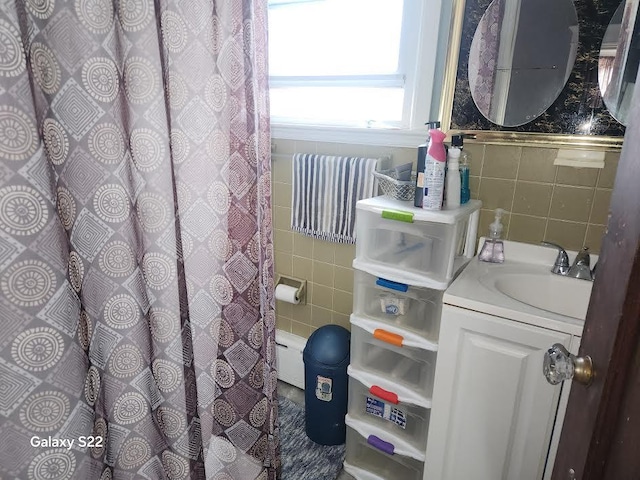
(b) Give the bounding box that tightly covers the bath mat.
[279,395,346,480]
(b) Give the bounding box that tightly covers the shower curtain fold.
[0,1,278,479]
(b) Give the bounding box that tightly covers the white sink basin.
[490,272,593,320]
[444,239,595,335]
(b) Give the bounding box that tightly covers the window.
[267,0,443,143]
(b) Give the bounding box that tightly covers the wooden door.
[425,305,572,480]
[550,87,640,477]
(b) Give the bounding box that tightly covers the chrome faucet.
[568,247,593,280]
[540,241,570,275]
[541,242,594,281]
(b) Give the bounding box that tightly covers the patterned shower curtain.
[0,1,278,479]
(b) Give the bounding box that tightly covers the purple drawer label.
[367,435,395,455]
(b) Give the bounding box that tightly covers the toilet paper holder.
[275,275,307,304]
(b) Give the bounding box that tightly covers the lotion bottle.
[446,147,461,209]
[478,208,505,263]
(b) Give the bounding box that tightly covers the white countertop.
[443,240,594,336]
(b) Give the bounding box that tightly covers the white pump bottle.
[446,147,461,209]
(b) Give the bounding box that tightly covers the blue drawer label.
[365,396,407,429]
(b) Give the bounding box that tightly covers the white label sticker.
[365,396,407,429]
[316,375,332,402]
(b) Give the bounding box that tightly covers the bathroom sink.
[490,272,593,320]
[444,240,595,334]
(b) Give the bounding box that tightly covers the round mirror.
[468,0,579,127]
[598,1,640,126]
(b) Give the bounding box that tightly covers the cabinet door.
[424,305,572,480]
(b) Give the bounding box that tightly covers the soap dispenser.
[479,208,505,263]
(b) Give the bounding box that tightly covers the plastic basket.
[373,170,417,201]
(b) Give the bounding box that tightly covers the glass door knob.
[543,343,593,386]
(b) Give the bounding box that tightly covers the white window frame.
[268,0,447,147]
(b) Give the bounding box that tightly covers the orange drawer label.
[373,329,404,347]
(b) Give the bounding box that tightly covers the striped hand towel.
[291,154,379,243]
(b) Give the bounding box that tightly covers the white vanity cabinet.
[424,304,579,480]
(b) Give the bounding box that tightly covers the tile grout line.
[583,184,599,249]
[506,149,523,238]
[475,144,486,206]
[484,177,554,186]
[542,163,559,241]
[594,158,603,189]
[591,161,612,238]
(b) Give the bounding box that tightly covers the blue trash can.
[303,324,350,445]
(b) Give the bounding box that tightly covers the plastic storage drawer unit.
[347,366,431,452]
[349,316,438,398]
[344,419,424,480]
[352,270,443,343]
[353,196,481,290]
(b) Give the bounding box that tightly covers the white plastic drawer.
[354,197,481,289]
[356,207,455,276]
[347,370,431,452]
[344,423,424,480]
[353,269,443,343]
[349,317,437,398]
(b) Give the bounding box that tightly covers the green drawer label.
[381,209,414,223]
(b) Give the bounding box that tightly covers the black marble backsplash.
[451,0,626,137]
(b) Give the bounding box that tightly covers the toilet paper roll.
[275,284,300,304]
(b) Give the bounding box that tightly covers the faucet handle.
[541,241,565,251]
[568,246,593,280]
[573,246,591,267]
[541,241,570,275]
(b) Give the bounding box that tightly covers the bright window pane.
[268,0,404,76]
[270,86,404,124]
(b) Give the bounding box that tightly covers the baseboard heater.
[275,329,306,390]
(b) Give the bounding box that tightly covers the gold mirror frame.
[438,0,624,151]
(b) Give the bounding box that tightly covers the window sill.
[270,122,428,148]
